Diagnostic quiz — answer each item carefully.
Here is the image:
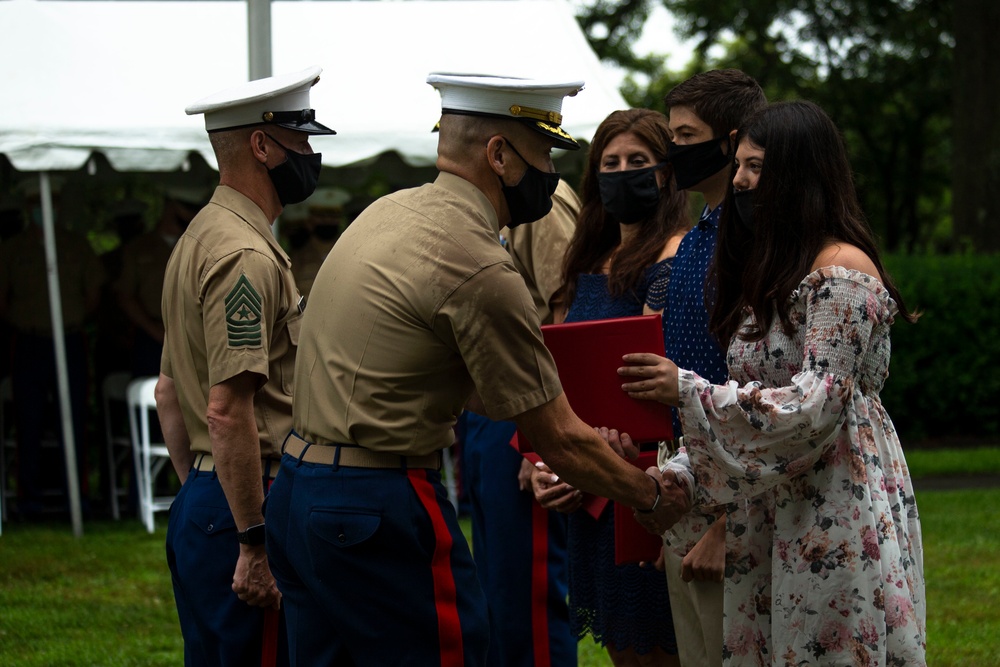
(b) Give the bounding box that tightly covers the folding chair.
[126,377,176,533]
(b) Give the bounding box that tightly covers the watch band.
[635,473,661,514]
[237,523,266,546]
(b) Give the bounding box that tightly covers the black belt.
[283,431,442,470]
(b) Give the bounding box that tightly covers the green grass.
[1,450,997,666]
[0,522,181,666]
[917,488,1000,666]
[905,445,1000,478]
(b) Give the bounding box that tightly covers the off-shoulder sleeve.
[676,269,889,506]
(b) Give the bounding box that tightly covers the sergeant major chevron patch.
[226,274,262,348]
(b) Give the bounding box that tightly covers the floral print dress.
[666,267,926,666]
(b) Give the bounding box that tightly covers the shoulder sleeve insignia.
[225,273,263,348]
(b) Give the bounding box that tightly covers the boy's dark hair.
[665,69,767,137]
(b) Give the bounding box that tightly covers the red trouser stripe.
[261,608,279,667]
[261,477,279,667]
[409,469,465,667]
[530,492,552,667]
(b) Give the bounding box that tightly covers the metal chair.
[126,377,176,533]
[102,371,133,520]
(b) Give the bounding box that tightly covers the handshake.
[632,466,692,536]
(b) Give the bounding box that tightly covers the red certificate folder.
[518,314,673,454]
[614,449,664,565]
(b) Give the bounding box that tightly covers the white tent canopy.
[0,0,627,173]
[0,0,627,536]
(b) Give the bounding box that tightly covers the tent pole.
[39,172,84,537]
[247,0,272,81]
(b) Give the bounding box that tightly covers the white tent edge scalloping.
[0,0,626,174]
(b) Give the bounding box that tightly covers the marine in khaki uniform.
[460,178,582,667]
[153,67,335,667]
[264,73,689,666]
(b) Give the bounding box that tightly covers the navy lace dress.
[563,257,677,655]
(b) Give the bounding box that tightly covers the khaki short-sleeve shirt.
[502,179,580,325]
[293,172,562,456]
[115,231,174,320]
[160,186,302,458]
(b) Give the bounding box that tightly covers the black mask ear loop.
[498,138,530,185]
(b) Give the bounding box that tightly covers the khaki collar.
[434,172,500,238]
[209,185,291,267]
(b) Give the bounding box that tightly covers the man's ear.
[250,129,270,165]
[486,135,508,177]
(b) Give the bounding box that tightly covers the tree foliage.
[577,0,955,253]
[951,0,1000,253]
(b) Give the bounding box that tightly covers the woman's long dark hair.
[562,109,689,306]
[710,100,917,345]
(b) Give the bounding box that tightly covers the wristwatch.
[635,473,661,514]
[237,523,266,546]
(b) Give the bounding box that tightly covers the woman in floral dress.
[619,101,926,666]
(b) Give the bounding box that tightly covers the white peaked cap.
[186,66,336,135]
[427,73,584,150]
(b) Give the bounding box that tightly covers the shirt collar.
[699,203,722,229]
[434,171,501,237]
[209,185,291,267]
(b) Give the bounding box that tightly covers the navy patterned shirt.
[664,204,728,436]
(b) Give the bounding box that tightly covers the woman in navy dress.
[533,108,691,666]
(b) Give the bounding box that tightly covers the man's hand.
[681,514,726,583]
[531,462,582,513]
[633,467,690,535]
[232,545,282,610]
[618,353,680,407]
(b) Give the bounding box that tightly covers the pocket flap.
[188,505,236,536]
[308,509,381,548]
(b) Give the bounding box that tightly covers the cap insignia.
[536,121,573,142]
[509,105,562,125]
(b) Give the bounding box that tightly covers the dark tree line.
[578,0,999,253]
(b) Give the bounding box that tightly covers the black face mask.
[732,189,756,233]
[264,133,322,206]
[499,139,560,228]
[668,137,731,191]
[597,162,667,224]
